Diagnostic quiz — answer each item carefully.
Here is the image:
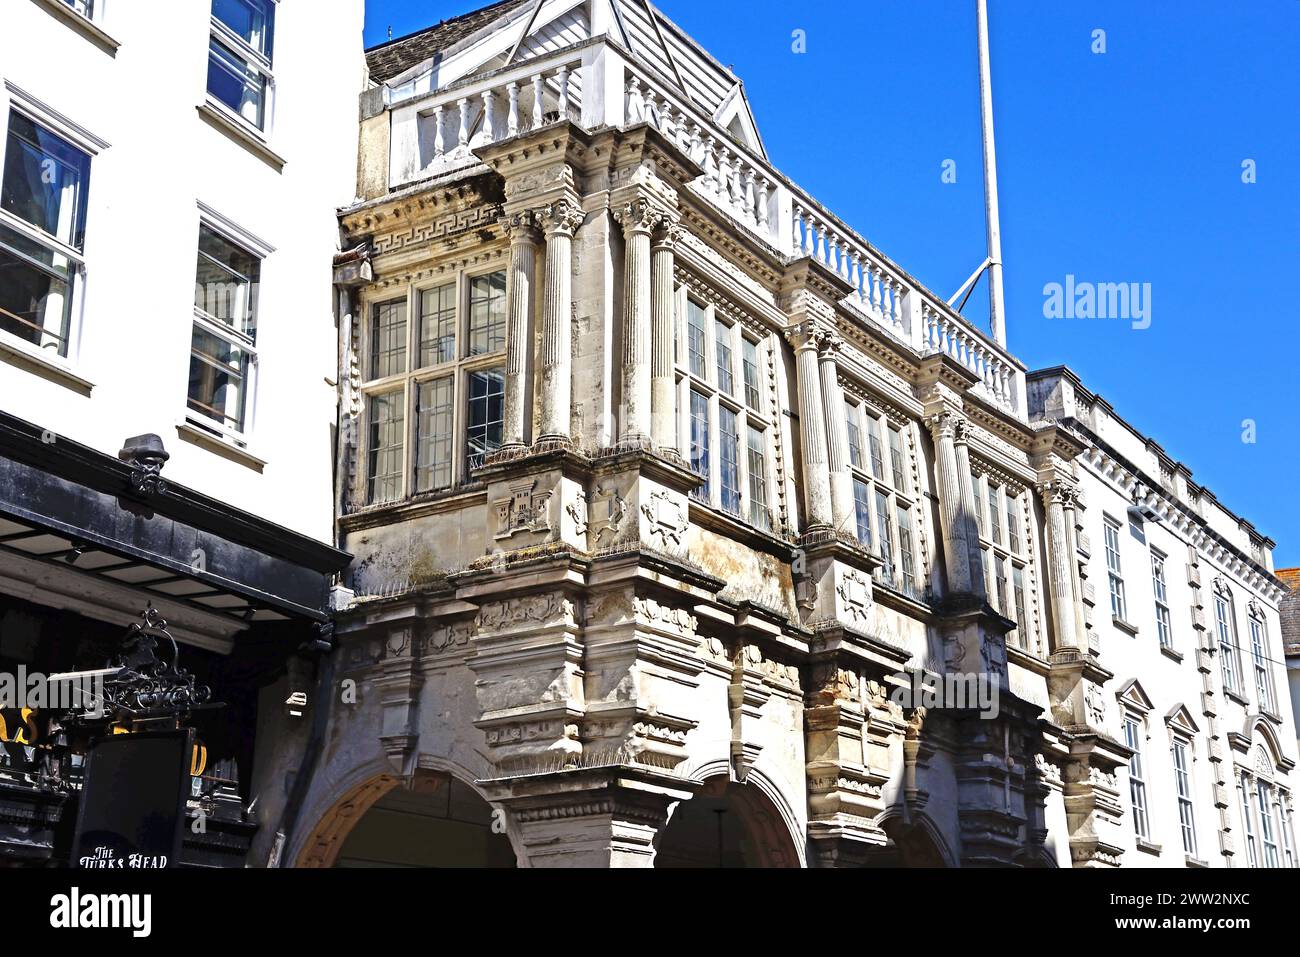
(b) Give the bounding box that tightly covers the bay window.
[358,267,508,505]
[972,470,1032,647]
[845,398,919,595]
[678,296,772,531]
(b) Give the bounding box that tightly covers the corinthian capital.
[613,197,660,236]
[814,327,843,358]
[538,199,584,237]
[1036,478,1078,509]
[498,210,541,244]
[651,214,683,250]
[785,319,828,350]
[925,410,966,443]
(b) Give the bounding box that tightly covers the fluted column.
[926,411,973,594]
[536,199,584,446]
[650,217,681,456]
[614,198,656,446]
[1039,480,1080,650]
[500,211,540,451]
[817,332,854,539]
[1062,489,1088,647]
[952,418,986,597]
[790,323,833,534]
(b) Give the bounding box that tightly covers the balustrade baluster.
[506,82,519,136]
[702,136,718,193]
[556,65,570,118]
[457,97,470,149]
[432,104,445,157]
[481,89,496,143]
[531,74,545,128]
[757,177,771,230]
[627,77,644,122]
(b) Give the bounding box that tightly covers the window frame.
[845,397,920,596]
[1168,731,1199,860]
[1247,606,1275,714]
[1150,548,1173,651]
[357,263,509,505]
[206,0,278,135]
[1123,712,1152,843]
[676,291,775,534]
[184,204,273,446]
[971,469,1032,648]
[1103,514,1127,623]
[1213,580,1244,699]
[0,86,104,368]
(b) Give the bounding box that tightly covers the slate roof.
[366,0,532,84]
[1278,567,1300,657]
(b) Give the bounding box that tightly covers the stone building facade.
[278,0,1296,868]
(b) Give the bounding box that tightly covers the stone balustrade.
[921,303,1017,411]
[394,54,586,184]
[624,74,777,243]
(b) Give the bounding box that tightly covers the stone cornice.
[1076,430,1285,602]
[603,122,704,191]
[779,256,855,313]
[473,119,594,209]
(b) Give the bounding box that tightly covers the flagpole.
[977,0,1007,348]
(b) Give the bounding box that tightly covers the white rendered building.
[0,0,361,865]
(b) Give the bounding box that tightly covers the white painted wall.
[1079,459,1296,867]
[0,0,365,542]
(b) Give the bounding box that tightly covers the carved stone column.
[817,332,855,540]
[1062,490,1089,648]
[492,772,696,867]
[926,411,973,594]
[952,418,986,597]
[500,211,540,450]
[614,198,656,446]
[536,199,584,446]
[789,322,833,535]
[1038,480,1080,651]
[650,216,681,456]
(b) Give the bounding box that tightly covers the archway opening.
[333,776,514,868]
[871,817,950,867]
[655,776,798,867]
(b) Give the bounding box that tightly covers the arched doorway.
[655,776,799,867]
[318,775,515,868]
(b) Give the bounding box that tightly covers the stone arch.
[655,760,805,868]
[874,809,957,868]
[1246,718,1287,777]
[292,755,518,868]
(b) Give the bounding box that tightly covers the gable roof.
[365,0,532,83]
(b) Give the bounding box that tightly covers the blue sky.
[363,1,1300,564]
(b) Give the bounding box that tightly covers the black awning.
[0,412,349,625]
